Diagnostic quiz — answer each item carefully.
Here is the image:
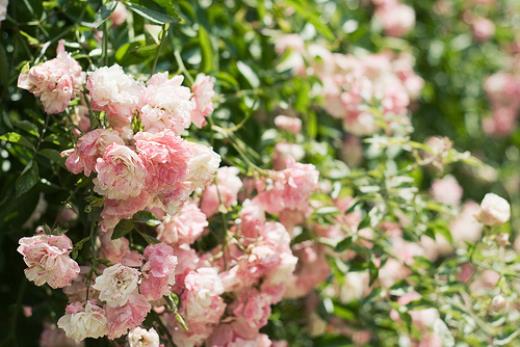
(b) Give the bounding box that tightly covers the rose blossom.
[106,293,151,339]
[134,131,189,212]
[181,267,226,324]
[87,65,143,131]
[64,129,124,176]
[140,243,177,300]
[430,175,463,206]
[231,289,272,338]
[17,234,80,289]
[274,115,302,134]
[99,233,143,267]
[272,143,305,170]
[191,73,216,128]
[141,72,194,134]
[471,17,495,42]
[57,302,108,342]
[255,160,319,214]
[18,40,85,114]
[374,3,415,37]
[158,203,208,245]
[201,166,243,217]
[477,193,510,225]
[128,327,160,347]
[184,141,221,189]
[92,264,140,307]
[93,144,147,200]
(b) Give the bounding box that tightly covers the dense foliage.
[0,0,519,346]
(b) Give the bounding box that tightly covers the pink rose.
[87,65,144,131]
[134,131,189,212]
[274,115,302,134]
[110,2,128,26]
[93,144,147,200]
[106,293,151,339]
[18,40,85,114]
[191,73,216,128]
[201,167,243,217]
[181,267,226,325]
[374,3,415,37]
[141,72,194,134]
[471,17,495,42]
[231,289,272,338]
[255,160,319,214]
[64,129,124,176]
[17,234,80,289]
[430,175,463,206]
[158,203,208,245]
[140,243,178,300]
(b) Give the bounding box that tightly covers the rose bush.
[0,0,519,346]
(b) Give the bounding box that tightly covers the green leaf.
[237,61,260,88]
[125,2,178,24]
[16,161,39,197]
[284,0,334,41]
[38,148,65,166]
[133,210,161,227]
[198,26,213,73]
[71,236,91,259]
[137,230,160,244]
[112,219,134,239]
[0,132,35,150]
[82,1,118,28]
[335,236,352,252]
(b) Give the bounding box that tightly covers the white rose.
[92,264,139,307]
[128,327,160,347]
[185,142,221,188]
[477,193,510,226]
[57,302,108,342]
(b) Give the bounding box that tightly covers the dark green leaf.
[125,2,178,24]
[16,161,39,197]
[112,219,134,239]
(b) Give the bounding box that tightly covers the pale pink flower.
[201,167,243,217]
[255,160,319,214]
[18,40,84,114]
[450,201,483,245]
[92,264,140,307]
[471,17,495,42]
[430,175,463,206]
[191,74,216,128]
[378,258,410,288]
[87,65,144,131]
[17,234,80,289]
[158,203,208,245]
[140,243,177,301]
[274,34,305,55]
[337,271,370,303]
[184,141,221,189]
[181,267,226,324]
[484,73,520,108]
[231,289,272,338]
[141,72,194,134]
[64,129,124,176]
[128,327,160,347]
[93,144,147,200]
[272,143,305,170]
[374,3,415,37]
[172,244,201,292]
[40,323,83,347]
[100,191,153,232]
[110,2,128,26]
[134,131,189,211]
[72,105,91,133]
[274,115,302,134]
[106,293,151,339]
[57,302,108,342]
[483,107,518,136]
[99,233,143,267]
[477,193,510,225]
[410,308,439,330]
[171,322,213,347]
[238,199,266,240]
